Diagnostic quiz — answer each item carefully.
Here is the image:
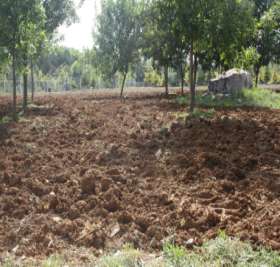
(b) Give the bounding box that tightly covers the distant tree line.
[1,0,280,118]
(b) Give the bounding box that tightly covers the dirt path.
[0,92,280,258]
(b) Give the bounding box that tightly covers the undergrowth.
[0,115,13,124]
[176,88,280,109]
[2,235,280,267]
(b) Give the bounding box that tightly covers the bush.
[144,68,163,86]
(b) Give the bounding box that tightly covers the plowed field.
[0,90,280,257]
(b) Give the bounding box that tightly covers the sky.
[58,0,101,51]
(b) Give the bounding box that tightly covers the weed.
[0,116,12,124]
[176,88,280,109]
[163,243,188,267]
[1,234,280,267]
[42,255,65,267]
[96,244,143,267]
[188,108,216,120]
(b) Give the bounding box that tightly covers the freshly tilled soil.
[0,91,280,257]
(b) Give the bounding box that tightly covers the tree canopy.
[0,0,76,119]
[1,0,280,115]
[94,0,143,97]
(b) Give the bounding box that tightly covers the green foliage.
[253,0,280,84]
[94,0,142,80]
[144,66,163,86]
[212,0,255,69]
[2,236,280,266]
[163,243,188,267]
[35,46,99,89]
[270,66,280,84]
[1,258,14,267]
[0,115,13,124]
[253,0,275,18]
[143,0,182,72]
[0,48,9,72]
[38,46,80,75]
[188,108,216,120]
[0,0,46,68]
[96,244,143,267]
[236,48,260,70]
[173,0,254,70]
[196,67,207,85]
[177,88,280,109]
[163,235,280,267]
[42,255,65,267]
[264,66,272,83]
[43,0,77,35]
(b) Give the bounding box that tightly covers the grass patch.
[2,235,280,266]
[163,233,280,267]
[96,245,143,267]
[41,255,65,267]
[188,108,216,120]
[177,88,280,109]
[172,109,216,124]
[0,115,13,124]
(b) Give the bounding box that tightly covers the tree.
[95,0,142,98]
[172,0,215,112]
[253,0,275,18]
[0,0,46,119]
[43,0,77,35]
[142,0,178,95]
[0,48,9,74]
[209,0,255,70]
[253,0,280,86]
[20,13,46,112]
[172,0,254,112]
[29,0,77,101]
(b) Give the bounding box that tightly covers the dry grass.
[2,235,280,267]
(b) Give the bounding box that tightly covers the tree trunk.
[189,40,196,113]
[31,58,35,102]
[255,66,260,87]
[164,64,169,96]
[180,63,184,95]
[22,56,28,113]
[12,52,17,121]
[120,71,127,99]
[23,72,28,113]
[194,54,198,87]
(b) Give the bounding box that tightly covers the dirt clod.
[118,211,133,224]
[80,176,96,194]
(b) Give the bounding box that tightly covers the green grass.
[41,255,65,267]
[176,88,280,109]
[2,235,280,267]
[0,115,13,124]
[188,108,216,120]
[162,233,280,267]
[96,245,144,267]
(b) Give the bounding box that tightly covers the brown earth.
[0,90,280,258]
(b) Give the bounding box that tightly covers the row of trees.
[94,0,280,111]
[1,43,195,96]
[1,0,280,116]
[0,0,76,120]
